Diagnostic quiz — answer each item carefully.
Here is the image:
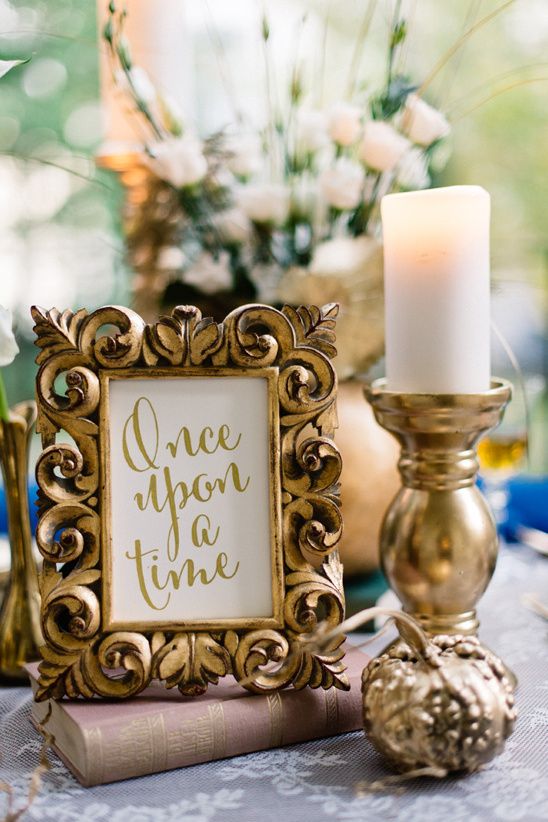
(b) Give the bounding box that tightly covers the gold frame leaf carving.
[32,302,347,700]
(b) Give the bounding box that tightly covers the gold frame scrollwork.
[32,302,347,700]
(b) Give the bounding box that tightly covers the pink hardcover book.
[27,645,368,787]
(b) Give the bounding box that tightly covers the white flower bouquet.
[103,3,452,374]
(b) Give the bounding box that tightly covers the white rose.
[328,102,362,146]
[183,251,232,295]
[215,208,251,244]
[310,236,381,277]
[237,183,289,225]
[396,147,430,190]
[358,121,411,172]
[226,134,263,178]
[145,136,208,188]
[290,176,317,221]
[0,305,19,367]
[400,94,450,146]
[295,109,329,154]
[319,158,365,210]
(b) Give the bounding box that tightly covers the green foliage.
[0,1,127,409]
[390,20,407,50]
[102,18,113,46]
[371,75,417,120]
[0,58,29,79]
[290,70,303,104]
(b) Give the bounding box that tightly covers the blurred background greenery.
[0,0,546,468]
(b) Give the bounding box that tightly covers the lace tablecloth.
[1,544,547,822]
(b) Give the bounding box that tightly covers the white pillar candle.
[96,0,193,152]
[381,185,491,394]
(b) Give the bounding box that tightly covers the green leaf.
[0,374,9,422]
[0,58,29,80]
[390,20,407,49]
[290,70,303,104]
[117,35,132,70]
[371,74,417,119]
[158,93,183,137]
[102,18,113,45]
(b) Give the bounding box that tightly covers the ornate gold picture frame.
[32,302,346,700]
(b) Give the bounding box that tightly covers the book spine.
[78,679,362,785]
[29,688,88,785]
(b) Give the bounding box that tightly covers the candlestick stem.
[365,378,511,638]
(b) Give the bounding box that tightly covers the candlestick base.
[413,610,479,636]
[364,379,512,659]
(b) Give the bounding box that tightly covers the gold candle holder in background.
[97,152,252,324]
[365,378,512,638]
[96,152,182,322]
[0,401,42,681]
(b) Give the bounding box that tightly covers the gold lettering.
[122,408,248,609]
[204,462,251,498]
[136,464,250,518]
[122,397,159,473]
[150,552,240,590]
[134,468,183,561]
[166,424,243,457]
[191,514,220,547]
[216,552,240,580]
[135,473,167,513]
[152,558,209,590]
[125,540,171,610]
[218,425,242,452]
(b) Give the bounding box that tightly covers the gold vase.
[365,378,512,637]
[97,152,181,322]
[0,401,42,681]
[336,380,399,575]
[277,239,385,381]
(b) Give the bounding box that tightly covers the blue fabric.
[478,473,548,540]
[502,474,548,539]
[0,481,39,534]
[1,478,546,538]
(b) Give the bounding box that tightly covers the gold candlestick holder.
[0,401,42,681]
[364,378,512,638]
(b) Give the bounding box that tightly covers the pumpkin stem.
[314,607,432,658]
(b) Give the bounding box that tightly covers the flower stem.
[346,0,377,100]
[417,0,516,98]
[0,372,10,422]
[104,5,164,141]
[261,12,277,179]
[386,0,403,90]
